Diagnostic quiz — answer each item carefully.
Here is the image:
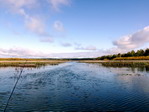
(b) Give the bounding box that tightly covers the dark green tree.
[144,48,149,56]
[135,49,144,56]
[130,50,135,57]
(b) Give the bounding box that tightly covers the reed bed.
[114,56,149,60]
[78,60,149,68]
[0,60,67,67]
[0,58,45,61]
[101,62,149,67]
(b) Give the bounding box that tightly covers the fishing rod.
[3,60,27,112]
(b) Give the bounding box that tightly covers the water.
[0,62,149,111]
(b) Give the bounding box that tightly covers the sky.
[0,0,149,58]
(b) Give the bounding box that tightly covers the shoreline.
[0,60,69,67]
[1,60,149,67]
[78,60,149,63]
[78,60,149,68]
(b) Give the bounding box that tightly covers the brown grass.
[0,60,68,67]
[114,56,149,60]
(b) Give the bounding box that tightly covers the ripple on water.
[1,62,149,111]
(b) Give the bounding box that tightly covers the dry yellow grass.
[0,58,46,61]
[114,56,149,60]
[0,59,69,67]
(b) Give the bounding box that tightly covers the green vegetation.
[97,48,149,60]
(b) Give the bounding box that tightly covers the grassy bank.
[2,58,149,68]
[0,60,68,67]
[0,58,46,61]
[79,60,149,68]
[101,62,149,67]
[114,56,149,60]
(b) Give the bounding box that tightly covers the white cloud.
[113,26,149,50]
[75,44,97,51]
[54,21,65,32]
[26,17,46,36]
[19,9,50,37]
[0,0,36,10]
[0,0,48,37]
[0,47,49,58]
[0,0,37,17]
[40,37,54,43]
[49,51,105,58]
[0,47,104,58]
[61,42,72,47]
[48,0,70,11]
[0,0,71,42]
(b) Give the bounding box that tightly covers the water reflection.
[0,62,149,111]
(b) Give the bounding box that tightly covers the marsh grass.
[79,60,149,68]
[114,56,149,60]
[101,62,149,68]
[0,58,46,61]
[0,61,67,67]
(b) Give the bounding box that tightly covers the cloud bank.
[0,47,104,58]
[113,26,149,50]
[0,47,48,58]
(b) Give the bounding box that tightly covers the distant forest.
[97,48,149,60]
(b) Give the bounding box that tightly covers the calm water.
[0,62,149,111]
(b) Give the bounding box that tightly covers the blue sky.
[0,0,149,58]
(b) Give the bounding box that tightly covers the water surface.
[0,62,149,111]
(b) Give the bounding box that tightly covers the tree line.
[97,48,149,60]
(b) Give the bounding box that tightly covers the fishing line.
[3,60,27,112]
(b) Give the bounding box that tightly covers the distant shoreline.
[78,60,149,68]
[78,60,149,63]
[0,60,69,67]
[1,59,149,67]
